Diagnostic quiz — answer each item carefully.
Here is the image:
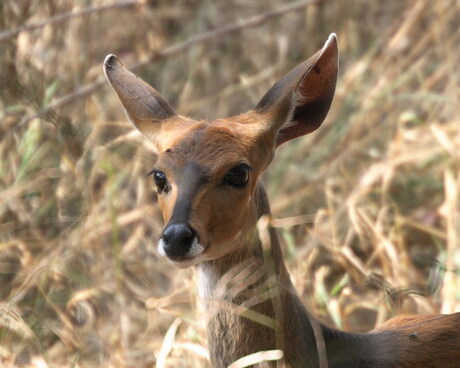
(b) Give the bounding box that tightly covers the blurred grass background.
[1,0,460,367]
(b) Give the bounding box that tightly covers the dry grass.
[1,0,460,367]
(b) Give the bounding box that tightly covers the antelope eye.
[224,164,250,188]
[150,170,169,193]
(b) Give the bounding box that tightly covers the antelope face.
[147,117,271,266]
[104,34,338,267]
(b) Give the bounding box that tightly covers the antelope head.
[104,34,338,268]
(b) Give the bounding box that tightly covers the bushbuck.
[104,34,460,368]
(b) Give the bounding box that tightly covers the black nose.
[161,223,195,258]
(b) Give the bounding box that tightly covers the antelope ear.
[103,54,182,140]
[255,34,338,147]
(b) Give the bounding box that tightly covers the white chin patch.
[188,238,205,257]
[158,238,167,257]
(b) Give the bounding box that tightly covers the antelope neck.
[195,183,321,367]
[194,183,387,368]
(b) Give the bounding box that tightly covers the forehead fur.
[156,115,266,171]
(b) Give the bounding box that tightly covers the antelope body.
[104,34,460,368]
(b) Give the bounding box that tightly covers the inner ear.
[254,34,339,147]
[277,38,338,145]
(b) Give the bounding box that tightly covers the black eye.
[224,164,250,188]
[149,170,169,193]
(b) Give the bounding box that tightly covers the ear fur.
[103,54,183,139]
[255,34,339,146]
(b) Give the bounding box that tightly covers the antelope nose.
[160,223,195,258]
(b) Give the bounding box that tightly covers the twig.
[0,0,142,43]
[20,0,328,126]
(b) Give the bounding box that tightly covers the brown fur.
[104,35,460,367]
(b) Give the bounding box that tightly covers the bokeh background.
[1,0,460,367]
